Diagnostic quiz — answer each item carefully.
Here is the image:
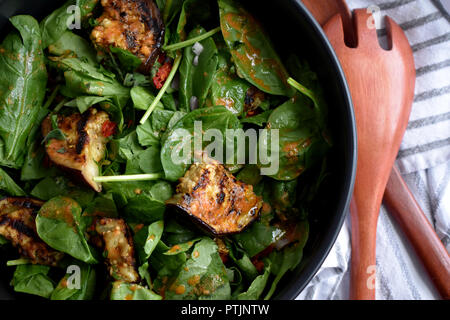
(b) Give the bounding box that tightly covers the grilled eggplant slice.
[95,218,140,283]
[91,0,164,71]
[42,108,111,192]
[166,160,263,235]
[0,197,64,266]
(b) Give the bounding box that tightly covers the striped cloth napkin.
[297,0,450,300]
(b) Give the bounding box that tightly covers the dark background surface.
[0,0,356,300]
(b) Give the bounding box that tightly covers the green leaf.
[40,0,99,48]
[31,176,95,208]
[259,99,329,181]
[110,281,162,300]
[126,146,163,175]
[110,46,142,72]
[123,195,165,224]
[179,26,218,111]
[51,263,96,300]
[134,220,164,264]
[240,110,272,126]
[218,0,294,96]
[36,196,98,264]
[48,31,97,65]
[65,96,110,114]
[233,221,285,257]
[264,243,304,300]
[11,264,54,298]
[163,238,231,300]
[0,168,26,196]
[149,180,173,202]
[161,106,241,181]
[131,86,164,111]
[210,51,251,115]
[163,238,201,255]
[59,58,130,109]
[0,15,47,168]
[237,261,271,300]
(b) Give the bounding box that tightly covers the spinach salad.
[0,0,330,300]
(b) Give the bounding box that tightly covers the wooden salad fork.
[301,0,450,299]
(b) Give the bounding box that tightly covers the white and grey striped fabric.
[297,0,450,300]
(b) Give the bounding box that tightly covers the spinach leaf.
[65,96,110,114]
[31,176,95,208]
[233,221,285,257]
[151,240,187,277]
[163,238,201,255]
[218,0,294,97]
[264,243,304,300]
[0,16,47,169]
[237,261,271,300]
[161,106,241,181]
[51,263,96,300]
[162,219,199,245]
[0,168,26,196]
[110,46,142,72]
[123,195,165,224]
[240,110,272,126]
[259,99,329,181]
[36,196,98,264]
[40,0,99,48]
[48,31,97,65]
[110,131,143,162]
[131,86,164,111]
[102,180,158,207]
[164,238,231,300]
[110,281,162,300]
[59,58,130,109]
[179,27,218,111]
[236,164,262,186]
[228,246,258,281]
[161,0,184,26]
[149,180,174,202]
[11,264,54,298]
[136,120,160,147]
[174,0,213,43]
[135,220,164,262]
[270,179,298,214]
[0,235,8,245]
[210,51,250,115]
[21,140,58,181]
[125,146,163,175]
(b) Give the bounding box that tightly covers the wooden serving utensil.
[300,0,450,300]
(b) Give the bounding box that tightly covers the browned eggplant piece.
[41,108,111,192]
[166,160,263,236]
[95,218,140,283]
[91,0,164,71]
[0,197,64,266]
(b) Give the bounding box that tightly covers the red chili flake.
[101,120,116,137]
[127,119,134,128]
[153,60,173,89]
[219,252,229,264]
[251,245,274,273]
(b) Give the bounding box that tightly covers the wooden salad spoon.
[302,0,450,299]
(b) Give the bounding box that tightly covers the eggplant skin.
[166,160,263,236]
[42,108,110,192]
[0,197,64,266]
[91,0,164,70]
[95,218,140,283]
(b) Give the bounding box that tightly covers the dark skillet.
[0,0,356,300]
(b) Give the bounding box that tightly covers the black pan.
[0,0,356,300]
